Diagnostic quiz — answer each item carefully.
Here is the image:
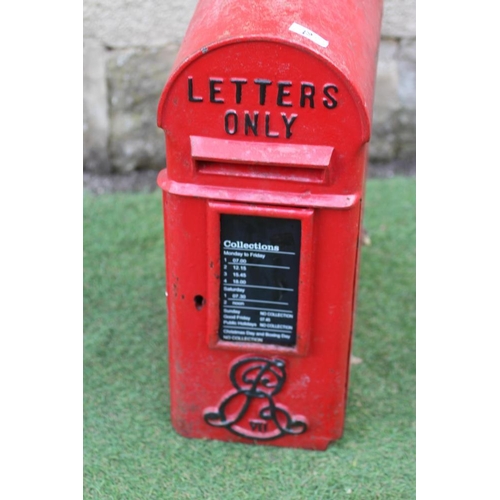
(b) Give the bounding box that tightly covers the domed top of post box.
[157,0,383,195]
[158,0,383,138]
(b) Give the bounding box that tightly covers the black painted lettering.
[323,84,338,109]
[277,81,293,107]
[265,112,279,138]
[188,77,203,102]
[209,78,224,103]
[230,78,247,104]
[300,82,315,108]
[244,111,259,136]
[224,110,238,135]
[281,113,298,139]
[254,79,272,105]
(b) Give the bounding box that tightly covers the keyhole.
[194,295,205,310]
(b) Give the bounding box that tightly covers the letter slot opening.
[191,136,333,184]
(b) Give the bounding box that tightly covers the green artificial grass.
[84,177,415,499]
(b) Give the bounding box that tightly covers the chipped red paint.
[157,0,383,450]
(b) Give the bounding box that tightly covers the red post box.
[157,0,383,450]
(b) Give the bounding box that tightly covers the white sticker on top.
[289,22,329,48]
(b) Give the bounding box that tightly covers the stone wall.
[83,0,415,174]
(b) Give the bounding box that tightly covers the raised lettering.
[265,111,279,138]
[254,79,272,105]
[300,82,315,108]
[277,81,293,107]
[209,78,224,103]
[224,110,238,135]
[323,83,338,109]
[230,78,247,104]
[188,77,203,102]
[281,113,298,139]
[244,111,259,136]
[249,421,268,432]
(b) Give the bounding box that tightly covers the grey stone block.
[83,0,198,49]
[398,38,416,110]
[382,0,416,38]
[107,45,178,172]
[82,0,416,173]
[371,39,400,162]
[83,38,110,173]
[397,38,416,160]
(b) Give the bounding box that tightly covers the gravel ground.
[83,159,415,194]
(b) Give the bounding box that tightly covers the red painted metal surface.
[157,0,383,450]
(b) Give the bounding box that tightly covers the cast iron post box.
[157,0,382,450]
